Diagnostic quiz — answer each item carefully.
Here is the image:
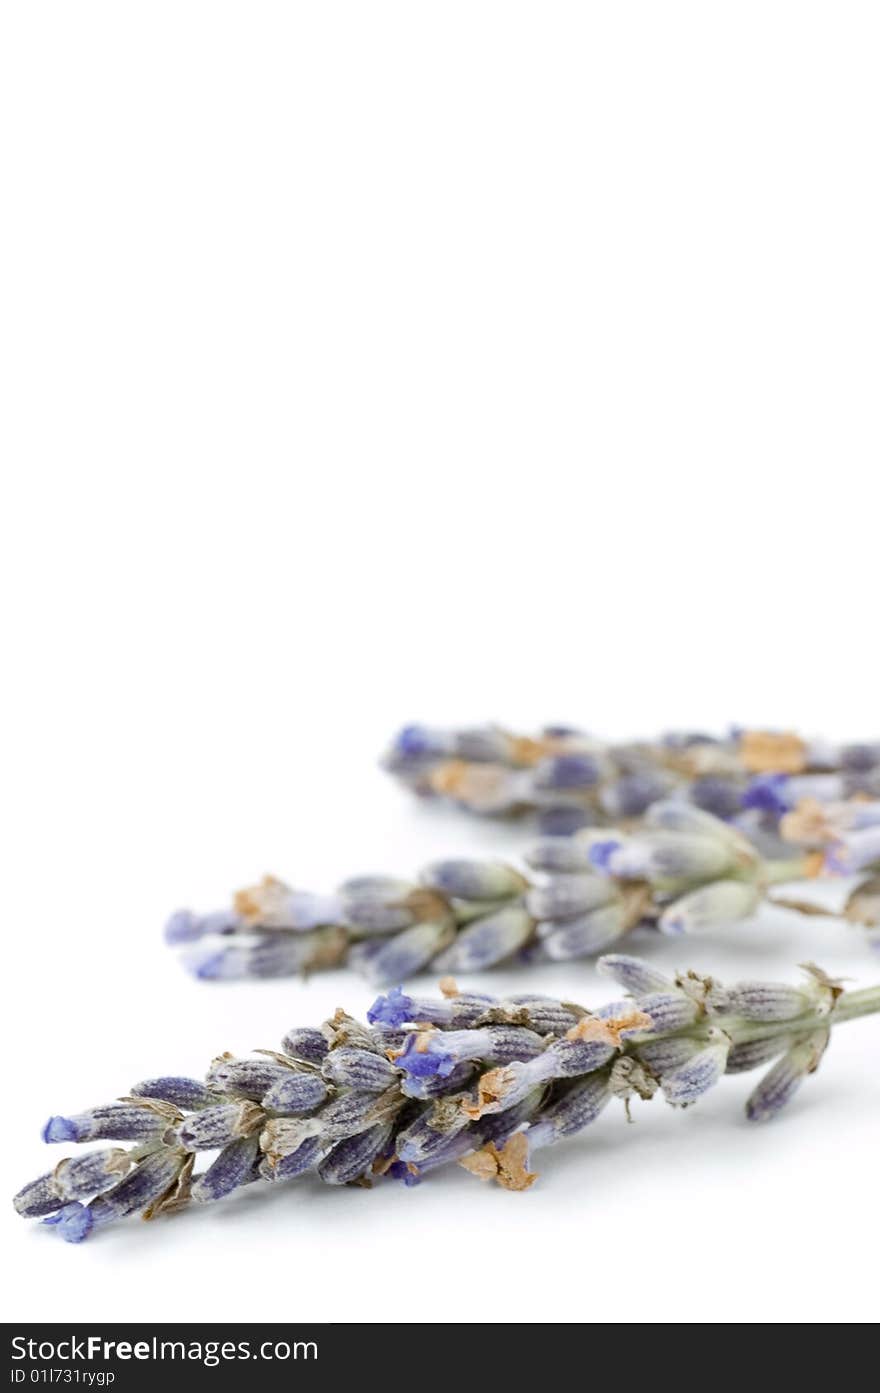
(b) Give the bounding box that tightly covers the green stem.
[673,985,880,1047]
[759,856,815,886]
[831,984,880,1025]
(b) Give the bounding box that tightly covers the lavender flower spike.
[168,797,861,984]
[383,722,880,834]
[13,957,880,1238]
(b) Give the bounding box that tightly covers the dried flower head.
[13,957,879,1241]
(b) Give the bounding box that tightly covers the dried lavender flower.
[745,1030,830,1122]
[166,792,874,984]
[383,723,880,831]
[191,1136,260,1202]
[13,957,879,1239]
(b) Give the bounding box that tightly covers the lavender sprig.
[382,723,880,847]
[165,800,877,985]
[13,957,880,1240]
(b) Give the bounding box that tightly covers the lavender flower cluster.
[166,800,880,984]
[15,956,878,1243]
[383,722,880,853]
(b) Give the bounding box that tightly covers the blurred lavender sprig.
[382,722,880,850]
[14,957,880,1240]
[165,798,880,985]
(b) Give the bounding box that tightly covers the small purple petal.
[163,909,201,944]
[42,1202,94,1243]
[740,774,792,817]
[588,839,622,874]
[42,1116,80,1144]
[367,987,415,1029]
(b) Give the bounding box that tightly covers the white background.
[2,2,878,1325]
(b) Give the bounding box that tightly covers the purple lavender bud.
[533,753,601,790]
[841,742,880,772]
[14,1173,65,1218]
[346,934,406,979]
[684,776,740,820]
[42,1202,94,1243]
[265,1134,322,1180]
[740,773,792,816]
[317,1087,403,1140]
[506,995,582,1035]
[600,771,672,819]
[635,833,735,881]
[725,1035,794,1074]
[177,1102,263,1150]
[281,1027,329,1066]
[52,1149,133,1201]
[536,1071,612,1140]
[191,1136,260,1202]
[661,1035,730,1106]
[635,991,701,1034]
[721,982,813,1022]
[185,928,346,980]
[341,894,416,935]
[432,905,534,973]
[453,727,517,762]
[537,903,629,960]
[364,1022,409,1054]
[391,1130,477,1183]
[317,1121,395,1185]
[163,909,203,944]
[321,1048,399,1092]
[88,1149,186,1221]
[525,838,596,873]
[543,1036,616,1079]
[536,807,597,837]
[206,1057,297,1101]
[745,1031,828,1122]
[42,1103,171,1145]
[364,1022,409,1053]
[130,1077,216,1110]
[352,919,455,986]
[525,873,615,920]
[476,1089,546,1147]
[420,859,525,901]
[658,880,761,936]
[396,1109,470,1163]
[261,1072,329,1114]
[390,724,455,760]
[479,1026,554,1065]
[597,954,673,995]
[635,1037,703,1077]
[166,908,243,945]
[285,890,345,930]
